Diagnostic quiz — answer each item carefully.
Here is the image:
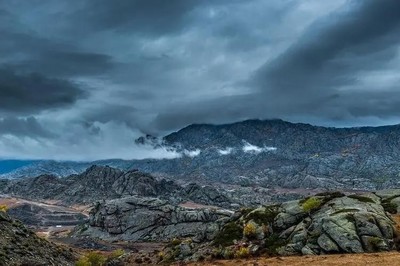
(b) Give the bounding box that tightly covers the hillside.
[0,210,75,265]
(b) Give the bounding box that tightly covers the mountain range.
[2,119,400,191]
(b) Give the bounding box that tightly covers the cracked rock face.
[76,196,232,242]
[277,193,396,255]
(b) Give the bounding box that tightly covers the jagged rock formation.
[3,119,400,191]
[0,211,75,265]
[75,196,232,242]
[159,191,400,263]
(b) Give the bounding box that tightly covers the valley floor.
[185,252,400,266]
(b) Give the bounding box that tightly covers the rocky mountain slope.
[0,210,75,265]
[3,119,400,191]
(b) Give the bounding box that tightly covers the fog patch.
[218,147,233,155]
[242,141,277,154]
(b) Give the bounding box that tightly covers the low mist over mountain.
[3,119,400,191]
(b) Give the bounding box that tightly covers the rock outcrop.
[0,210,75,265]
[75,196,232,242]
[160,191,400,263]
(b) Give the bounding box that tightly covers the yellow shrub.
[243,221,257,239]
[75,251,106,266]
[0,205,8,212]
[301,197,322,213]
[234,247,250,258]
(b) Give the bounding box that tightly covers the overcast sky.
[1,0,400,160]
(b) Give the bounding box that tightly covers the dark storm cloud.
[0,69,86,114]
[0,117,55,138]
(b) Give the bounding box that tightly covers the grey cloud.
[0,68,86,114]
[0,116,55,138]
[15,51,116,78]
[71,0,197,35]
[254,0,400,96]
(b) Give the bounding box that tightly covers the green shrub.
[264,233,287,255]
[331,208,360,216]
[315,191,345,199]
[244,205,280,225]
[367,237,384,251]
[301,197,322,213]
[348,195,375,203]
[222,247,234,259]
[382,201,398,214]
[213,222,243,247]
